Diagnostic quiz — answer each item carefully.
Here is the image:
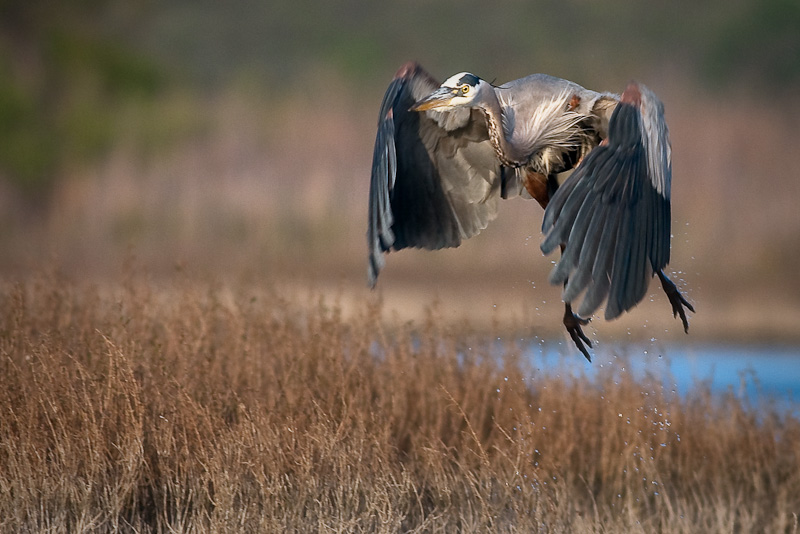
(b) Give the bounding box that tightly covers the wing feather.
[367,62,501,287]
[541,82,672,320]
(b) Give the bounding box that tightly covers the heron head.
[410,72,486,112]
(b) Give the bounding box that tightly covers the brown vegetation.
[2,271,799,532]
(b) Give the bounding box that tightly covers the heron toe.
[563,304,593,361]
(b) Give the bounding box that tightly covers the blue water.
[524,341,800,414]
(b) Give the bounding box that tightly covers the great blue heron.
[367,61,694,360]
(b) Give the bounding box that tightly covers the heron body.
[367,62,693,360]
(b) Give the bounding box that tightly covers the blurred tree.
[2,0,797,206]
[0,0,165,201]
[705,0,800,91]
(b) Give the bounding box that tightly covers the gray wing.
[367,62,502,287]
[540,83,671,320]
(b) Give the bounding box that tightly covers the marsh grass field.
[3,270,800,533]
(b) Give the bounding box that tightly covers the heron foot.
[563,304,592,362]
[657,270,695,333]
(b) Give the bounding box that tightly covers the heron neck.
[481,89,527,167]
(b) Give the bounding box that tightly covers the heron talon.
[670,292,694,333]
[657,270,695,334]
[564,305,592,362]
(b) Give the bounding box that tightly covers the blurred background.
[1,0,799,344]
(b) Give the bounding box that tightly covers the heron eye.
[459,85,469,94]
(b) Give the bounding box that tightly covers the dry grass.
[1,271,799,533]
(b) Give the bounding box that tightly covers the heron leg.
[555,242,593,361]
[657,269,695,333]
[522,170,550,209]
[563,302,592,361]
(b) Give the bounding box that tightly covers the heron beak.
[410,87,457,112]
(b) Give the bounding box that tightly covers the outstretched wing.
[540,82,671,320]
[367,62,502,287]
